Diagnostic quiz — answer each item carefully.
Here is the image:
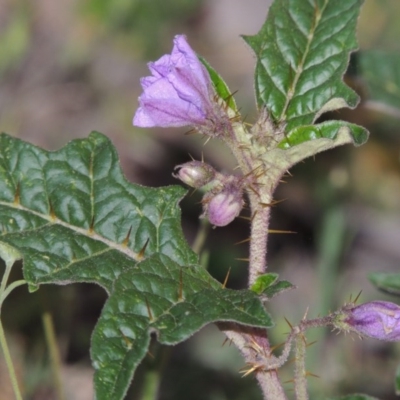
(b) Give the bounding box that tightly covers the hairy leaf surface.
[0,132,272,400]
[243,0,363,132]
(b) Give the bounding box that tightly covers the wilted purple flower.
[205,186,244,227]
[133,35,227,130]
[340,301,400,341]
[173,161,216,189]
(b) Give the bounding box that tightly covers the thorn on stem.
[222,267,231,289]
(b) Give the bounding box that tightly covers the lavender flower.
[205,186,244,227]
[339,301,400,341]
[133,35,231,134]
[133,35,213,127]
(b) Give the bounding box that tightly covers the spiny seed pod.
[335,301,400,342]
[206,187,244,227]
[173,161,216,188]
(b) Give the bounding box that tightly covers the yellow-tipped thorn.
[284,317,293,330]
[305,371,320,379]
[306,340,318,348]
[222,267,231,289]
[49,200,56,221]
[203,136,212,146]
[270,341,285,353]
[235,237,251,245]
[235,258,250,262]
[13,182,20,205]
[283,378,295,385]
[184,128,197,136]
[268,229,297,234]
[353,290,362,304]
[88,215,95,234]
[122,226,132,247]
[138,238,150,260]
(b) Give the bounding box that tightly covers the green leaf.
[261,280,295,299]
[251,273,295,298]
[243,0,362,132]
[0,132,272,400]
[368,272,400,296]
[251,273,279,294]
[278,120,368,149]
[360,50,400,112]
[199,56,237,111]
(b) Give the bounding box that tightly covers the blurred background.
[1,0,400,399]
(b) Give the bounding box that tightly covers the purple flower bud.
[341,301,400,341]
[133,35,219,129]
[206,188,243,227]
[173,161,216,188]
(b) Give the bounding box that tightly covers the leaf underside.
[0,132,272,400]
[243,0,363,132]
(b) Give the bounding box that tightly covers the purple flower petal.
[133,35,215,128]
[345,301,400,341]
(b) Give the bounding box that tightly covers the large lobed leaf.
[0,132,272,400]
[243,0,363,132]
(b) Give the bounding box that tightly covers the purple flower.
[205,186,244,227]
[342,301,400,341]
[133,35,218,128]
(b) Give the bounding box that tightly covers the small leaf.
[251,273,279,294]
[0,132,272,400]
[251,273,295,299]
[369,272,400,296]
[278,120,368,149]
[243,0,363,131]
[360,50,400,111]
[262,280,295,299]
[199,56,237,111]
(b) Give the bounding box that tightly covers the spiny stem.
[222,329,288,400]
[247,197,272,286]
[0,321,22,400]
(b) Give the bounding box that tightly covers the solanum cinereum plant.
[0,0,399,399]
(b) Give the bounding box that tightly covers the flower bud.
[336,301,400,341]
[206,188,243,227]
[173,161,216,188]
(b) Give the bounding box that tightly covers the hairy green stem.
[0,321,22,400]
[219,119,288,399]
[247,197,272,286]
[42,312,65,400]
